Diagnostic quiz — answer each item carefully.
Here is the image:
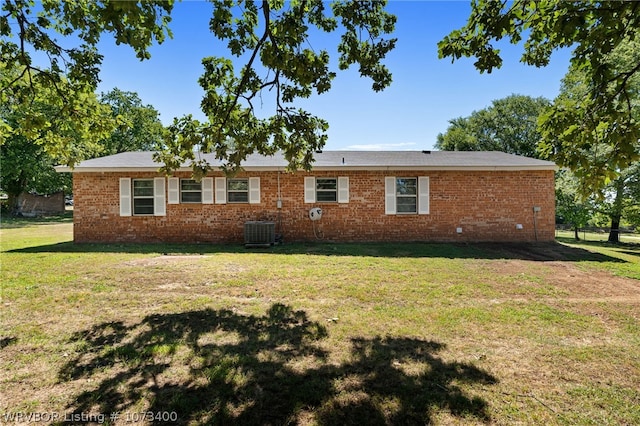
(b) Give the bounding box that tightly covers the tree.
[537,35,640,193]
[155,0,396,176]
[435,94,550,158]
[0,85,165,214]
[539,38,640,243]
[0,132,72,214]
[99,88,165,155]
[555,170,593,240]
[435,117,478,152]
[1,0,173,167]
[2,1,396,176]
[438,1,640,190]
[597,165,640,243]
[0,67,114,214]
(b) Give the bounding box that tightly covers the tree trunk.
[607,177,625,243]
[608,215,621,243]
[6,192,20,216]
[574,227,580,241]
[4,174,28,217]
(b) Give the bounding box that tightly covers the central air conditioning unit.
[244,221,276,248]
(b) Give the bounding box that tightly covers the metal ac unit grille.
[244,221,275,247]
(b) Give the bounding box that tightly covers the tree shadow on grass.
[58,304,497,425]
[0,336,18,349]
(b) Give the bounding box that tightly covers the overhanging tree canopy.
[1,0,173,165]
[155,0,396,176]
[438,0,640,190]
[0,68,114,213]
[541,37,640,243]
[1,0,396,176]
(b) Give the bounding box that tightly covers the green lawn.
[556,229,640,244]
[1,217,639,425]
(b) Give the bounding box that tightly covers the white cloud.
[339,142,418,151]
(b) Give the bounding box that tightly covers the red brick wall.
[72,169,555,243]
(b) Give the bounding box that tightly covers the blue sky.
[96,1,572,151]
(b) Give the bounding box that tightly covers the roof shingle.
[56,150,557,172]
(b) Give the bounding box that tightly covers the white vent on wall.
[244,221,275,247]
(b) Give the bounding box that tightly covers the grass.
[1,216,639,424]
[556,234,640,280]
[556,229,640,244]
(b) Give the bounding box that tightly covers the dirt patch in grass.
[124,254,213,266]
[488,259,640,303]
[546,262,640,302]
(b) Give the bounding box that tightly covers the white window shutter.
[304,177,315,203]
[215,177,227,204]
[168,177,179,204]
[338,176,349,203]
[119,178,131,217]
[249,177,260,204]
[202,177,214,204]
[154,177,166,216]
[385,176,396,215]
[418,176,430,215]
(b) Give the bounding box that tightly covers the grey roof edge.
[55,150,559,173]
[56,164,558,173]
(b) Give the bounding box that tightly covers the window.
[396,178,417,214]
[168,177,212,204]
[304,176,349,203]
[214,177,259,204]
[132,179,154,215]
[316,178,337,202]
[227,178,249,203]
[120,177,165,216]
[385,176,429,215]
[181,179,202,203]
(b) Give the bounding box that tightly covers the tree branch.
[3,4,72,107]
[0,67,29,95]
[216,0,273,139]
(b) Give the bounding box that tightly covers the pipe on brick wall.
[276,171,283,242]
[533,206,541,242]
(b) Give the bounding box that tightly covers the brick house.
[57,150,557,244]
